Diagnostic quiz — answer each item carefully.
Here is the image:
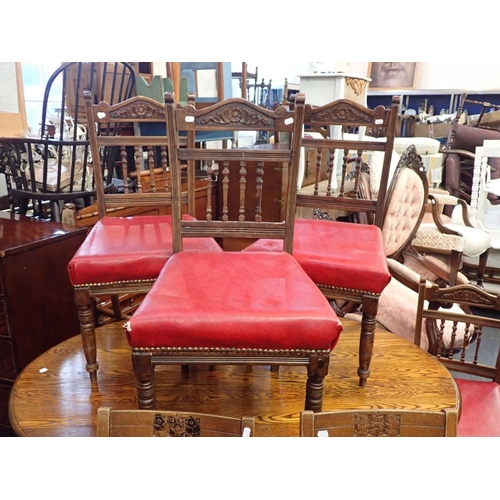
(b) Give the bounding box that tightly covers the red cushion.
[125,251,342,351]
[455,378,500,436]
[245,218,391,295]
[68,215,221,286]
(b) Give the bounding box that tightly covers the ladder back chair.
[124,93,343,412]
[0,62,136,221]
[415,278,500,436]
[97,407,255,437]
[67,91,221,383]
[245,96,401,387]
[300,408,458,437]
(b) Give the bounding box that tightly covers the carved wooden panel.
[153,414,201,437]
[182,99,294,132]
[96,97,167,121]
[354,413,401,436]
[306,100,387,127]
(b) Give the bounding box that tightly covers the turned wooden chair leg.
[74,289,99,383]
[449,250,462,287]
[132,351,156,409]
[358,295,379,388]
[110,294,123,321]
[476,249,490,288]
[305,355,330,412]
[18,198,29,216]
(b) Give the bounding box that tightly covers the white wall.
[154,62,500,92]
[276,62,500,91]
[414,62,500,90]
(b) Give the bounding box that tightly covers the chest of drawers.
[0,212,87,433]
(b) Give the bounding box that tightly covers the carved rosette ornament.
[95,98,165,121]
[153,414,201,437]
[437,289,497,307]
[354,414,401,436]
[307,102,385,126]
[108,101,165,120]
[345,77,367,96]
[198,105,273,128]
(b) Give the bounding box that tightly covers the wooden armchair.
[97,407,255,437]
[442,94,500,210]
[300,408,457,437]
[124,93,343,412]
[415,278,500,436]
[67,91,221,383]
[412,190,491,287]
[0,62,136,221]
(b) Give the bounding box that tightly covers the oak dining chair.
[245,96,400,387]
[124,93,343,412]
[67,91,221,383]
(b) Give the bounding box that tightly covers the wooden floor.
[9,318,460,437]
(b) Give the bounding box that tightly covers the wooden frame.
[0,62,27,136]
[169,62,229,107]
[368,62,418,90]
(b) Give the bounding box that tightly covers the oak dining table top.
[8,319,460,437]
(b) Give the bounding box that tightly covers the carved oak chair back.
[297,95,401,227]
[124,93,343,413]
[300,408,457,437]
[0,62,136,222]
[83,90,191,219]
[168,93,305,255]
[97,407,255,437]
[414,278,500,436]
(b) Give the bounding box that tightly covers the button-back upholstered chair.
[67,91,221,383]
[300,408,457,437]
[245,97,400,387]
[415,278,500,436]
[124,93,343,412]
[364,146,479,355]
[0,62,136,222]
[97,406,255,437]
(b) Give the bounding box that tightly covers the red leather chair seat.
[68,215,222,286]
[125,251,343,351]
[245,218,391,295]
[456,378,500,436]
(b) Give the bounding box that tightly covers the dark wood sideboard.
[0,212,88,434]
